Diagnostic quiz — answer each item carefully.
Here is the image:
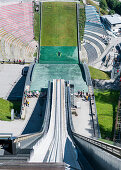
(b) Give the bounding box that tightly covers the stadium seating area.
[83,5,108,64]
[84,42,98,63]
[0,2,37,62]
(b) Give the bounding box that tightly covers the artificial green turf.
[39,46,78,64]
[0,98,21,121]
[89,66,110,80]
[41,2,77,46]
[94,90,120,140]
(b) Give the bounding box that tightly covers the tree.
[100,0,108,10]
[108,10,115,15]
[109,0,118,9]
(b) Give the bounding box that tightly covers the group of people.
[1,59,25,64]
[77,90,94,102]
[24,90,40,98]
[22,90,40,110]
[13,59,25,64]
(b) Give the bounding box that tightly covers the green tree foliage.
[100,9,108,15]
[106,0,121,15]
[79,8,86,41]
[108,10,115,15]
[100,0,108,10]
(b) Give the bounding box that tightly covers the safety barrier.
[0,133,12,140]
[73,132,121,158]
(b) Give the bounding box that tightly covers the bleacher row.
[83,5,108,64]
[0,2,37,62]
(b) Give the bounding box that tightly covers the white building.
[101,14,121,33]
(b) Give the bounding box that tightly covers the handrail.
[0,133,13,140]
[73,132,121,159]
[14,131,43,143]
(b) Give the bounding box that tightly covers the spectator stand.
[0,2,37,62]
[83,5,109,64]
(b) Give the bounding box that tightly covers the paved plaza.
[0,64,28,99]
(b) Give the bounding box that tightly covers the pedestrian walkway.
[0,64,28,99]
[72,95,94,137]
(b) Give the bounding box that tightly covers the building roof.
[102,14,121,25]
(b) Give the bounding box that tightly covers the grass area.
[0,98,21,121]
[94,90,120,140]
[41,2,77,46]
[89,66,110,80]
[34,4,40,42]
[80,0,84,5]
[86,0,108,15]
[98,138,115,145]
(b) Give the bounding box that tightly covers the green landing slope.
[41,2,77,46]
[39,2,78,64]
[39,46,78,64]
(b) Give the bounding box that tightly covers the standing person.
[78,90,80,97]
[82,90,84,97]
[27,101,29,107]
[26,100,28,106]
[88,94,91,101]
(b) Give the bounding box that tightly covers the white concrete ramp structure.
[29,79,81,169]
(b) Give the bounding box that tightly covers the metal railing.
[73,132,121,159]
[0,133,13,140]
